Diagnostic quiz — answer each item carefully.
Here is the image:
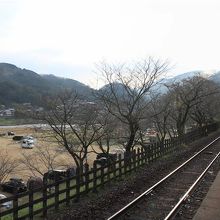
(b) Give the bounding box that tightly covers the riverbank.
[0,118,39,126]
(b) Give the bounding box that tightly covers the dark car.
[94,157,108,166]
[96,153,117,162]
[1,178,27,194]
[43,169,67,184]
[13,136,23,141]
[27,177,44,191]
[94,153,117,167]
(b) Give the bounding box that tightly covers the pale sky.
[0,0,220,88]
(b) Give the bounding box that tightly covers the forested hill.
[0,63,94,106]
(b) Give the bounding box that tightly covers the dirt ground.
[0,126,99,182]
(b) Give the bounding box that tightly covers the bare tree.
[190,80,220,128]
[166,75,219,136]
[92,112,125,155]
[20,145,62,178]
[149,93,174,144]
[0,150,19,183]
[96,57,169,152]
[35,90,104,171]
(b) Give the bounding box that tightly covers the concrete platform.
[193,171,220,220]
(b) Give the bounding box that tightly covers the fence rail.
[0,123,218,220]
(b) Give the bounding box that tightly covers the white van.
[21,139,34,149]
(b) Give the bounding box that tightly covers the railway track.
[107,137,220,220]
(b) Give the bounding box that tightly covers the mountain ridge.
[1,62,220,106]
[155,70,220,94]
[0,63,94,106]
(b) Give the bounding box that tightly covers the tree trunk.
[177,122,185,137]
[125,131,136,152]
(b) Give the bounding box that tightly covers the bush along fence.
[0,123,219,220]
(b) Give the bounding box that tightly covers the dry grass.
[0,127,98,182]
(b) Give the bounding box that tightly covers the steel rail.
[164,151,220,220]
[107,136,220,220]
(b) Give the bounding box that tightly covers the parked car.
[23,136,35,144]
[13,135,23,141]
[0,133,6,137]
[21,139,34,149]
[43,169,67,184]
[66,167,76,177]
[96,153,117,162]
[0,194,12,209]
[94,157,108,166]
[110,148,125,159]
[7,131,15,136]
[1,178,27,194]
[27,177,44,190]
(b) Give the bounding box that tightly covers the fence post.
[133,149,136,171]
[153,143,156,160]
[140,147,144,165]
[113,160,117,179]
[145,146,149,164]
[100,163,104,187]
[168,138,171,149]
[13,195,18,220]
[118,154,122,179]
[42,184,48,218]
[66,173,70,206]
[75,167,80,202]
[151,144,154,161]
[153,143,157,160]
[144,147,147,164]
[164,139,167,153]
[173,137,176,148]
[138,148,141,167]
[29,190,34,220]
[148,144,152,163]
[93,163,98,193]
[84,163,90,193]
[124,151,127,174]
[160,141,163,156]
[124,151,133,175]
[156,142,160,158]
[128,152,132,173]
[159,141,162,156]
[54,182,59,211]
[107,161,111,182]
